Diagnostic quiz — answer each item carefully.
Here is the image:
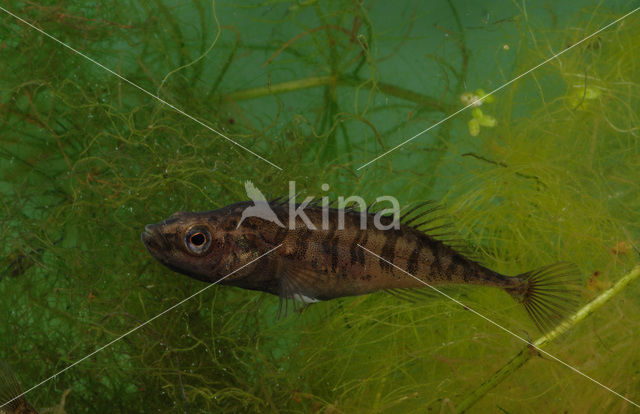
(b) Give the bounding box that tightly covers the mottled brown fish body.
[269,206,517,300]
[142,200,579,331]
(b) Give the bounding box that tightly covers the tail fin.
[0,360,37,413]
[507,262,581,332]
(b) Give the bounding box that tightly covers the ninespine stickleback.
[142,200,580,331]
[0,361,38,414]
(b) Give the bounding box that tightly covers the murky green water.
[1,1,640,412]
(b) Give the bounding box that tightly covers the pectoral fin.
[274,258,326,317]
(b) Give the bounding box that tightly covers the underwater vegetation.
[1,0,640,412]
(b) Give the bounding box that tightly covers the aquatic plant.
[1,0,639,413]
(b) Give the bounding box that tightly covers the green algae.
[1,1,639,413]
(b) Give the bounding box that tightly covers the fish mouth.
[141,224,155,243]
[141,224,166,254]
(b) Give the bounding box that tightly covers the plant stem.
[456,264,640,413]
[225,76,336,101]
[224,76,449,111]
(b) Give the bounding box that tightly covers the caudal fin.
[507,262,581,332]
[0,360,37,413]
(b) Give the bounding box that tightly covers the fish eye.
[191,232,205,245]
[185,226,211,255]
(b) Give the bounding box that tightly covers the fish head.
[142,210,233,283]
[141,204,268,284]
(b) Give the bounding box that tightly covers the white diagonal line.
[357,6,640,170]
[357,243,640,409]
[0,244,282,410]
[0,6,283,171]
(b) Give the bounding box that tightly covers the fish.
[0,360,38,414]
[141,200,580,331]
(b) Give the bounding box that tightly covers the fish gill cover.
[1,0,640,413]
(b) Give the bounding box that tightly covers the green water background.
[1,0,640,412]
